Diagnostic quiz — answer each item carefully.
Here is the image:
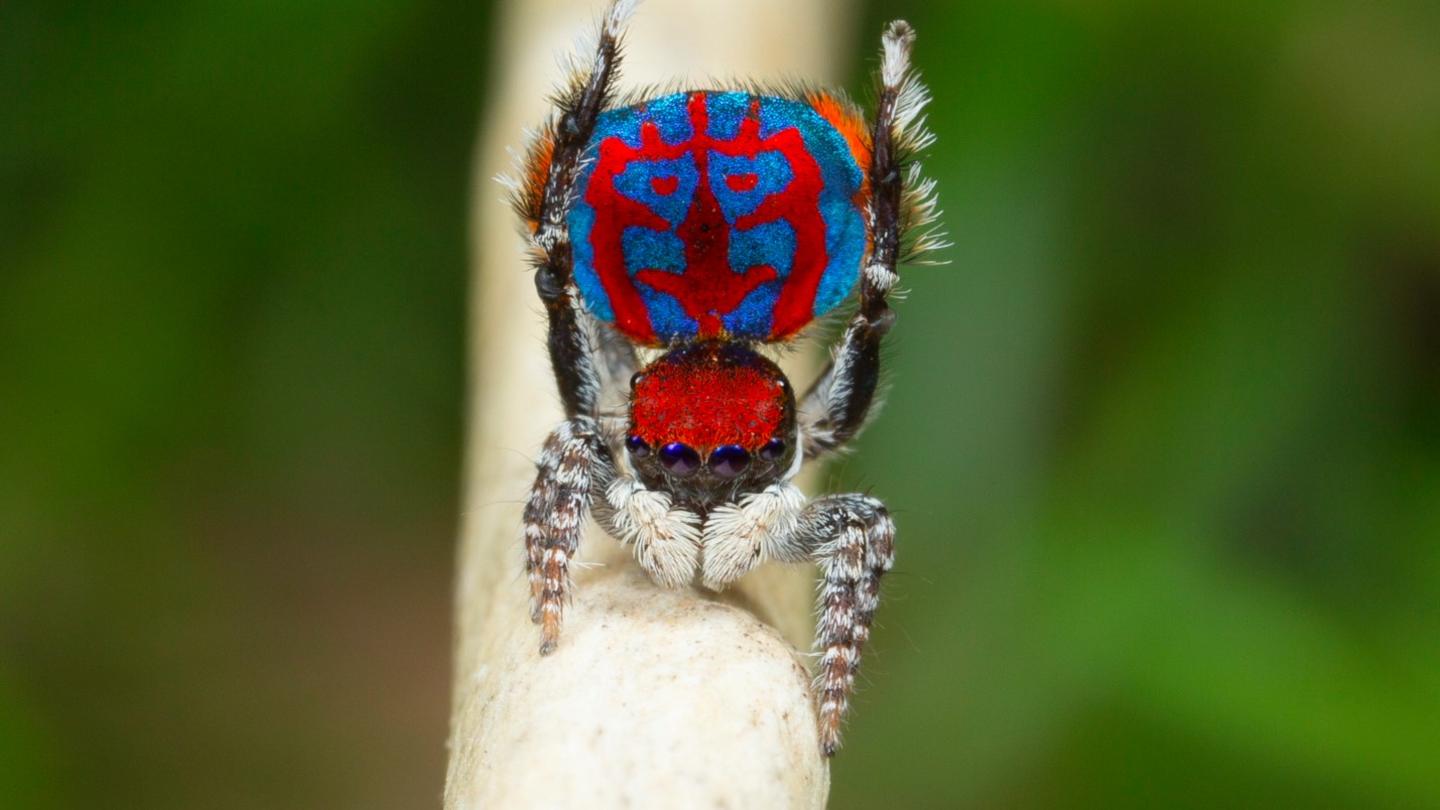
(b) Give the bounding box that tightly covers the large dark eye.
[626,435,650,458]
[658,442,700,476]
[759,437,786,462]
[708,445,750,478]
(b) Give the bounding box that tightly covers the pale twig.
[445,1,858,808]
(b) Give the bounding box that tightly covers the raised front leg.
[792,494,896,756]
[800,21,938,458]
[523,415,612,654]
[519,0,635,418]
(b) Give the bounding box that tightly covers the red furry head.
[626,343,795,489]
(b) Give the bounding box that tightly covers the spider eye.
[759,438,786,462]
[708,445,750,478]
[626,435,650,458]
[630,371,645,388]
[658,442,700,476]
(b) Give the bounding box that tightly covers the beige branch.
[447,1,857,807]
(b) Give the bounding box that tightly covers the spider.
[509,0,940,756]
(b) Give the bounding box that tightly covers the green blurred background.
[4,0,1438,807]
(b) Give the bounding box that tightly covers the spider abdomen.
[569,90,871,345]
[514,4,934,756]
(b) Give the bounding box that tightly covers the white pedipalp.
[604,475,701,588]
[699,481,808,590]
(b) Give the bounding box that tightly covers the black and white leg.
[800,21,938,459]
[526,0,634,419]
[790,494,896,756]
[523,416,613,654]
[520,0,636,654]
[692,487,895,754]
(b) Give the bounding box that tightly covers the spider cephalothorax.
[626,342,797,505]
[510,0,940,756]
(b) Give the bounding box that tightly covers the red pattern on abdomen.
[584,92,830,343]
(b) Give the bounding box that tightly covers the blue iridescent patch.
[568,91,867,343]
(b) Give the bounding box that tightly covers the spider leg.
[789,494,896,756]
[800,21,934,458]
[518,1,637,655]
[524,0,635,418]
[796,306,892,459]
[523,415,612,654]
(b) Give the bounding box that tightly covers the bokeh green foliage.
[3,0,1439,807]
[3,1,483,807]
[833,1,1440,807]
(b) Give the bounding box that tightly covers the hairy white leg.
[522,415,610,654]
[791,494,895,756]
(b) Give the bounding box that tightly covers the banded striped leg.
[523,416,612,654]
[800,20,938,458]
[793,494,896,756]
[518,0,635,654]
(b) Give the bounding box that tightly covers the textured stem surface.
[446,1,855,807]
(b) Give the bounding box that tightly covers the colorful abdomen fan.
[567,91,872,345]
